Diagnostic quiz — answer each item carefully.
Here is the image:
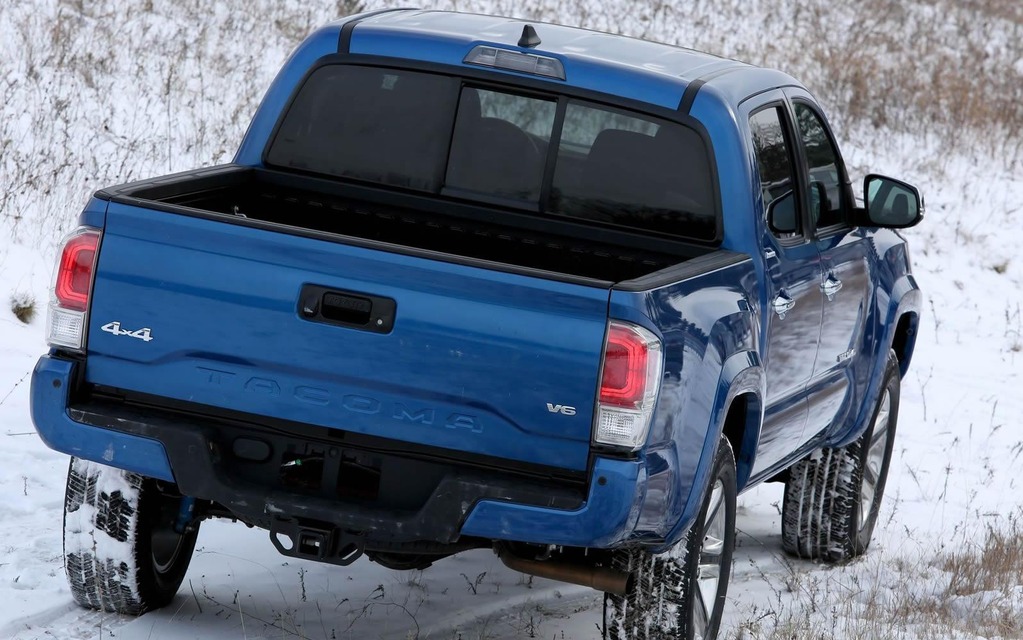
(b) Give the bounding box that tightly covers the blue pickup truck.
[31,9,922,639]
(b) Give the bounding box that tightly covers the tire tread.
[604,438,735,640]
[782,351,899,562]
[62,457,197,616]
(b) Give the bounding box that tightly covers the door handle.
[821,275,843,301]
[772,292,795,319]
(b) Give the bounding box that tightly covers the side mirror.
[863,174,923,228]
[767,189,797,235]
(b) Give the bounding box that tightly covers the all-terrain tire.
[782,350,900,561]
[604,437,736,640]
[63,457,200,615]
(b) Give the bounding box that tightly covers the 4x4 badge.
[100,321,154,343]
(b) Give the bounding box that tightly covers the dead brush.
[8,292,36,324]
[733,511,1023,639]
[942,517,1023,598]
[791,0,1023,160]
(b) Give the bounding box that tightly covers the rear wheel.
[63,457,200,615]
[604,437,736,640]
[782,350,900,560]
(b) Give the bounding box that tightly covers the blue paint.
[461,457,643,547]
[31,356,175,483]
[84,202,608,471]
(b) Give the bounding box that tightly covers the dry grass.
[943,518,1023,598]
[0,0,365,246]
[809,0,1023,161]
[440,0,1023,169]
[731,511,1023,639]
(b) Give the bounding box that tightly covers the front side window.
[750,106,800,237]
[794,102,846,229]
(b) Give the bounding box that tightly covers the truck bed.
[99,165,712,284]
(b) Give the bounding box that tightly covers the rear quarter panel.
[611,254,762,546]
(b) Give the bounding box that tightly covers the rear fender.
[716,354,765,491]
[612,255,760,548]
[651,356,763,552]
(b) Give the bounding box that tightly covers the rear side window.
[267,66,458,191]
[267,64,719,242]
[551,102,716,240]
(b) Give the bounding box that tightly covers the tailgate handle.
[299,285,396,334]
[323,292,372,324]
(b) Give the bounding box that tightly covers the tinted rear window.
[446,87,556,202]
[266,64,718,241]
[550,102,715,239]
[266,66,458,191]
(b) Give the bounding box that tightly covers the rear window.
[550,102,715,238]
[266,66,458,191]
[446,87,556,202]
[266,64,718,241]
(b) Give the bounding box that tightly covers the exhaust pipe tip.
[496,546,630,596]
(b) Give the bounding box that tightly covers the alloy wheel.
[693,479,726,639]
[859,388,891,532]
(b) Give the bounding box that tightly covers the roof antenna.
[518,25,541,48]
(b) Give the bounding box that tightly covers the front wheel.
[63,457,200,615]
[782,350,900,561]
[604,437,737,640]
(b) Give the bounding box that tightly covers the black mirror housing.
[767,189,797,235]
[863,174,923,228]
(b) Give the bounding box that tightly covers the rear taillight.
[594,321,663,450]
[47,227,101,351]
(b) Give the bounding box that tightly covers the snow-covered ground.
[2,1,1022,638]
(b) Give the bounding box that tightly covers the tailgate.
[84,203,610,471]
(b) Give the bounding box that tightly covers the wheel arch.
[826,271,920,449]
[721,390,762,492]
[890,310,919,378]
[879,267,922,379]
[656,354,763,550]
[714,350,765,493]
